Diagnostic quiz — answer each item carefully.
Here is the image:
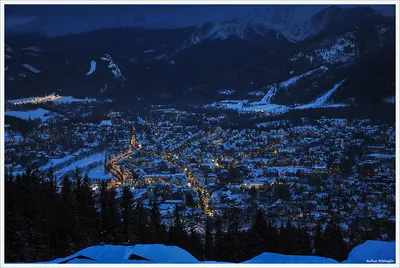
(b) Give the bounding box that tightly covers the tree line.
[5,168,388,263]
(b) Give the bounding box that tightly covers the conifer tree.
[323,220,349,262]
[168,206,188,249]
[150,200,166,244]
[246,209,269,258]
[204,216,214,260]
[133,201,151,244]
[214,216,224,261]
[314,221,325,256]
[57,175,76,257]
[121,186,136,243]
[188,230,203,261]
[75,173,99,248]
[41,169,59,259]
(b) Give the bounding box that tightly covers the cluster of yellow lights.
[11,94,61,105]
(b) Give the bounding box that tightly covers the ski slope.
[294,79,346,109]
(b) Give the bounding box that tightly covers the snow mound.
[343,240,395,264]
[244,252,338,263]
[131,244,199,263]
[32,240,395,264]
[39,244,199,264]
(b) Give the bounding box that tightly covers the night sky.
[5,4,395,37]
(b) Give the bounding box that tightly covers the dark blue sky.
[5,4,395,37]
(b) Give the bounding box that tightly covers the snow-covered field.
[55,152,106,177]
[39,149,90,171]
[5,108,57,122]
[265,166,312,174]
[367,153,396,159]
[87,165,112,180]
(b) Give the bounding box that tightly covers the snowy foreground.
[35,240,395,264]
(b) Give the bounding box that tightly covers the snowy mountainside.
[4,6,395,107]
[33,240,395,264]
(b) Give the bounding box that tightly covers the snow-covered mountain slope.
[290,31,358,66]
[4,6,394,106]
[179,6,385,50]
[31,240,395,264]
[100,53,126,80]
[259,66,329,104]
[5,44,44,82]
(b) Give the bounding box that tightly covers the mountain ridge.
[4,6,395,109]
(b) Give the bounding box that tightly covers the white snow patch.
[53,96,97,104]
[100,120,112,126]
[101,54,126,80]
[55,152,106,177]
[294,79,346,109]
[5,108,57,122]
[21,64,41,73]
[218,89,236,95]
[260,66,328,104]
[22,46,42,52]
[205,100,287,115]
[383,96,395,104]
[367,153,395,159]
[261,85,279,104]
[86,60,97,75]
[248,91,265,96]
[87,165,112,180]
[315,35,356,64]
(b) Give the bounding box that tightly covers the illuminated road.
[184,168,214,216]
[105,126,136,184]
